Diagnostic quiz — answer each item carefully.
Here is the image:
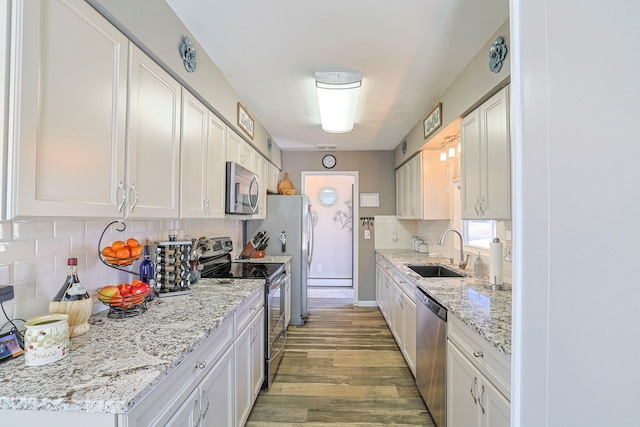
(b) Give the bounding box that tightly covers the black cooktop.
[202,261,285,281]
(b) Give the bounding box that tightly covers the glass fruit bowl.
[97,287,152,318]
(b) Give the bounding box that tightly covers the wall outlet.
[364,229,371,240]
[504,243,512,262]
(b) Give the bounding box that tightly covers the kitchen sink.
[407,264,465,278]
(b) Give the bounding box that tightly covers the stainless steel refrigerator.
[247,195,313,326]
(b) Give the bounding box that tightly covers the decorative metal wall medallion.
[267,138,272,153]
[181,36,197,73]
[402,141,407,154]
[317,187,339,207]
[489,36,507,73]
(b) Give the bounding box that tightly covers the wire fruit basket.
[97,287,152,318]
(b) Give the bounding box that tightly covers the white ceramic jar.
[24,313,70,366]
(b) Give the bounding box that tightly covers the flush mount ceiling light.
[315,71,363,133]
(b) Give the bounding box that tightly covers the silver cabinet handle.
[117,181,126,212]
[470,377,478,404]
[478,385,486,414]
[473,350,484,358]
[200,390,210,421]
[193,398,202,427]
[129,183,138,212]
[195,361,206,369]
[474,198,480,216]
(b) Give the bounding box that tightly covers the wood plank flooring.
[246,297,436,426]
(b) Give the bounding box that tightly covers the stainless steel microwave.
[225,161,260,215]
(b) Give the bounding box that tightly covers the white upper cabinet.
[267,162,280,194]
[396,151,449,220]
[226,129,254,170]
[127,45,181,218]
[8,0,182,219]
[9,0,128,218]
[461,85,511,220]
[180,89,226,218]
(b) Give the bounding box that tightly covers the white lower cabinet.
[447,315,510,427]
[168,346,235,427]
[375,257,416,377]
[234,290,265,427]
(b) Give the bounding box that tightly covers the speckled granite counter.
[0,278,264,414]
[376,249,512,357]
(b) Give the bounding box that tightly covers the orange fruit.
[116,247,131,259]
[111,240,126,251]
[126,238,140,248]
[130,245,143,258]
[131,279,142,286]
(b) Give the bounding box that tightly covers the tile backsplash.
[374,215,513,284]
[0,218,242,326]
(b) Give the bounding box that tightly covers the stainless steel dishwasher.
[416,287,447,427]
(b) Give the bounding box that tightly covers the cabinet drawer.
[124,316,234,426]
[448,314,510,399]
[235,287,264,335]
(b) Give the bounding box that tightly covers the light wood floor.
[246,298,436,426]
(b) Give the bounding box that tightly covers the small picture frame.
[0,331,24,362]
[423,103,442,139]
[237,102,255,140]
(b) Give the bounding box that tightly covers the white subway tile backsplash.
[13,220,55,240]
[36,238,72,259]
[0,265,11,285]
[0,221,13,241]
[0,241,35,263]
[55,220,86,237]
[14,258,55,282]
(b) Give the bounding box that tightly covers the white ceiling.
[166,0,508,151]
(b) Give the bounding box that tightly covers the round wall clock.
[322,154,336,169]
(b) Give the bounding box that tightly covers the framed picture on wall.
[423,103,442,139]
[237,102,254,140]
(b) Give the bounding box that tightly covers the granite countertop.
[376,249,512,357]
[0,278,264,414]
[235,255,291,264]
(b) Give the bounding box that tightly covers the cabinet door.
[128,45,181,218]
[448,342,481,427]
[165,388,199,427]
[200,346,235,427]
[461,109,483,219]
[285,272,291,327]
[480,86,510,219]
[234,321,252,427]
[479,377,511,427]
[391,282,404,345]
[403,293,417,377]
[11,0,128,217]
[251,308,265,399]
[420,150,450,220]
[206,114,226,218]
[180,89,209,218]
[395,168,404,218]
[226,129,243,164]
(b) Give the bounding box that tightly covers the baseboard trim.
[355,300,378,307]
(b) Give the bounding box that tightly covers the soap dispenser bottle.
[474,252,485,278]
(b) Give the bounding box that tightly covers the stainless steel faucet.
[437,228,468,269]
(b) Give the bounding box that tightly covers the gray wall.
[282,151,395,302]
[394,18,510,167]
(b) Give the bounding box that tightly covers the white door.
[304,174,354,288]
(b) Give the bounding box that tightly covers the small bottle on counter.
[53,258,90,301]
[139,239,156,301]
[473,252,485,278]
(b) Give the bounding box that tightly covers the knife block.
[251,250,265,258]
[240,242,256,258]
